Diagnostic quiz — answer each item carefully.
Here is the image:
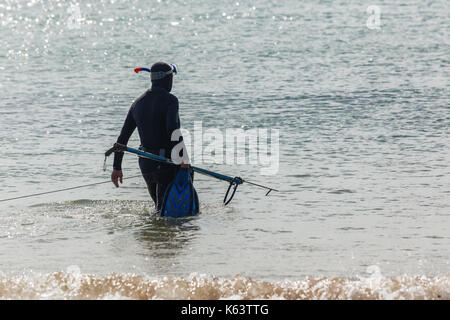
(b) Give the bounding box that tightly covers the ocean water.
[0,0,449,299]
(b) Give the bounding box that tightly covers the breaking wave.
[0,273,448,300]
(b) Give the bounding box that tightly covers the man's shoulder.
[166,92,178,104]
[131,90,150,107]
[134,88,178,106]
[157,89,179,106]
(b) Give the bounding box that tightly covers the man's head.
[150,62,176,92]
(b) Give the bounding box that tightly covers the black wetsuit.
[113,86,181,208]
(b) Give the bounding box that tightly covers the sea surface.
[0,0,449,299]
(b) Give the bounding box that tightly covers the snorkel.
[134,64,178,80]
[134,63,178,92]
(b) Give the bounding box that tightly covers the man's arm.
[112,107,136,187]
[166,96,180,142]
[166,96,189,167]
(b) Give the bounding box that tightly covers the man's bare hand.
[111,170,123,188]
[181,161,190,169]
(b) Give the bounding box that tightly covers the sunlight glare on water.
[0,0,449,299]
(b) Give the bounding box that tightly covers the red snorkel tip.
[134,67,150,74]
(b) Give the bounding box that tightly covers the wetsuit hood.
[150,62,173,92]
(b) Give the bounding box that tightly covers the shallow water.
[0,0,449,299]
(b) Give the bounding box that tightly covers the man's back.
[115,86,180,155]
[113,86,180,172]
[131,87,180,151]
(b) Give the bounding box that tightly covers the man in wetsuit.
[111,62,188,209]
